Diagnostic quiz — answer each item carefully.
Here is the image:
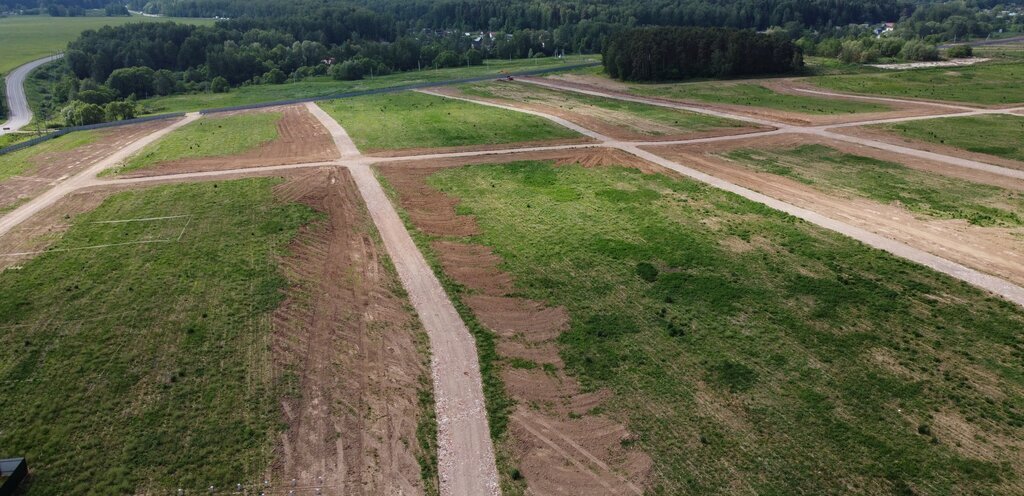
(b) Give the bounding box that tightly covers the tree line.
[603,27,802,81]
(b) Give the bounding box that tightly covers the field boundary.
[0,112,186,157]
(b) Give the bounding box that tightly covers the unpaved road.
[1,54,63,135]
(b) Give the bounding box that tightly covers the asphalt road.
[1,54,63,136]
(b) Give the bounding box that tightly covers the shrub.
[900,40,940,61]
[946,44,973,58]
[263,68,287,84]
[210,76,230,93]
[61,101,105,126]
[636,262,659,282]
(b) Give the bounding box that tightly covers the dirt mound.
[268,168,430,494]
[381,158,651,494]
[120,105,338,178]
[0,119,177,212]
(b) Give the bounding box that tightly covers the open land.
[1,54,1024,496]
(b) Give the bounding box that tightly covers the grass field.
[0,15,216,76]
[0,179,317,494]
[458,81,746,136]
[318,92,580,152]
[628,82,890,114]
[723,144,1024,227]
[408,160,1024,494]
[812,61,1024,105]
[110,112,280,175]
[877,114,1024,162]
[0,130,98,181]
[139,56,598,115]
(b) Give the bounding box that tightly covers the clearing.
[444,81,754,141]
[110,106,337,177]
[380,155,1024,495]
[867,114,1024,166]
[812,61,1024,106]
[317,92,584,155]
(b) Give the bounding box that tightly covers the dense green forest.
[604,27,801,81]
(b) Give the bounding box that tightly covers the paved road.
[1,54,63,136]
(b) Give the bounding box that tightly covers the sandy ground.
[428,84,768,142]
[0,119,175,211]
[643,135,1024,287]
[378,148,655,496]
[117,105,339,178]
[834,125,1024,173]
[537,74,951,126]
[268,168,430,494]
[869,58,991,70]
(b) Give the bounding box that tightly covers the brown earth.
[429,84,768,142]
[0,119,178,212]
[642,136,1024,287]
[377,146,658,174]
[117,105,339,178]
[377,154,653,495]
[536,75,951,126]
[268,168,432,494]
[834,124,1024,173]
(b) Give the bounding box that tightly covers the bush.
[104,101,137,121]
[106,66,156,98]
[433,50,462,69]
[946,44,973,58]
[900,40,939,61]
[263,68,287,84]
[210,76,230,93]
[636,262,659,282]
[61,101,105,126]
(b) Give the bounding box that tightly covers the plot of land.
[382,157,1024,495]
[318,92,584,155]
[446,81,753,141]
[0,172,437,494]
[111,106,337,176]
[873,114,1024,165]
[812,62,1024,106]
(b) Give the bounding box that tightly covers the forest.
[603,27,802,81]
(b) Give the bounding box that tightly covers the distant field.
[723,144,1024,227]
[139,55,598,115]
[0,179,317,494]
[0,130,98,181]
[0,15,216,75]
[812,61,1024,105]
[458,81,746,137]
[411,160,1024,494]
[110,112,280,175]
[877,114,1024,162]
[317,92,580,152]
[629,81,890,114]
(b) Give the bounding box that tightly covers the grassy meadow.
[723,144,1024,227]
[0,179,318,494]
[812,61,1024,105]
[109,112,280,175]
[628,81,890,114]
[877,114,1024,163]
[318,92,580,152]
[458,81,746,136]
[0,14,216,75]
[138,55,597,115]
[0,129,98,181]
[400,160,1024,494]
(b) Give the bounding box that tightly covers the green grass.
[812,61,1024,105]
[0,178,318,494]
[318,92,580,152]
[0,15,216,76]
[407,160,1024,494]
[628,81,890,114]
[878,114,1024,162]
[111,112,280,175]
[139,55,597,115]
[0,129,98,182]
[723,144,1024,227]
[459,82,746,135]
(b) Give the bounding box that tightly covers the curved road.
[1,54,63,135]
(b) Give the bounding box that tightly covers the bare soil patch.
[429,85,766,142]
[377,155,652,495]
[119,105,338,178]
[834,124,1024,173]
[268,168,431,494]
[643,136,1024,287]
[0,119,177,211]
[365,136,595,158]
